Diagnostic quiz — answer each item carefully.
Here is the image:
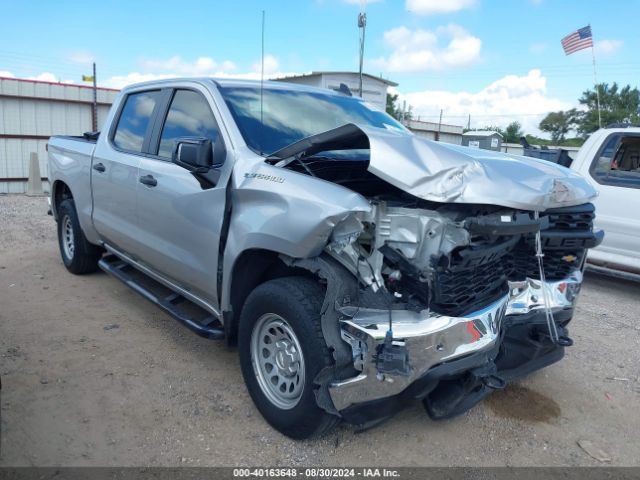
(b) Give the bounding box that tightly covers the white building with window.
[274,71,397,112]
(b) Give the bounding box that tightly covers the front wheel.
[238,277,339,439]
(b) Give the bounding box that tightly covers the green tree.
[503,121,524,143]
[539,109,578,143]
[577,82,640,134]
[386,93,399,119]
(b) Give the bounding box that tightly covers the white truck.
[567,126,640,280]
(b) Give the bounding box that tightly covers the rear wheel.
[57,199,102,274]
[238,277,339,439]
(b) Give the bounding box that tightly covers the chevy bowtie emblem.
[561,254,577,262]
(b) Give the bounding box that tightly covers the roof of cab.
[120,76,350,97]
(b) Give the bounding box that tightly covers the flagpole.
[590,25,602,128]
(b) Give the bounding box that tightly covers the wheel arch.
[223,249,321,346]
[51,179,74,220]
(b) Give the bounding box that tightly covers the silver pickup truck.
[48,78,603,439]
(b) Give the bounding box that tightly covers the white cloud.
[103,69,305,90]
[595,39,623,56]
[0,70,78,85]
[102,72,178,89]
[28,72,59,82]
[529,42,546,55]
[101,55,296,89]
[400,69,572,135]
[139,56,237,76]
[569,39,623,57]
[406,0,476,15]
[251,54,280,75]
[371,24,481,72]
[68,51,94,65]
[101,55,264,88]
[342,0,382,4]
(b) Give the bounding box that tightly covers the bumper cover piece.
[330,274,581,413]
[330,295,507,411]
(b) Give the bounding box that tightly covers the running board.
[98,255,225,340]
[586,263,640,283]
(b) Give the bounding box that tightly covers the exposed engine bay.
[326,199,600,317]
[268,125,603,422]
[280,151,602,318]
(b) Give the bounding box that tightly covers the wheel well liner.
[52,180,73,217]
[224,249,315,346]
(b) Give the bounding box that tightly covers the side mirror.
[172,137,213,173]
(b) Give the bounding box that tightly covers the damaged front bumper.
[330,273,582,420]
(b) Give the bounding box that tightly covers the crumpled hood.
[360,125,596,210]
[269,123,597,211]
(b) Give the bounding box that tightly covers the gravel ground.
[1,194,639,467]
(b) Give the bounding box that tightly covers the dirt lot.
[1,194,639,467]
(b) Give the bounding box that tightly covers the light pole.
[358,11,366,98]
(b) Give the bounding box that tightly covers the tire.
[57,199,102,274]
[238,277,340,439]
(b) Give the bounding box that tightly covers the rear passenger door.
[134,86,229,309]
[92,89,161,254]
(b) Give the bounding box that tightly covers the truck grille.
[430,237,516,317]
[508,203,599,281]
[425,203,599,316]
[431,257,510,317]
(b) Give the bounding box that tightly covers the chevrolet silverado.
[47,78,603,439]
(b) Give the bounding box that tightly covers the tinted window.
[157,90,219,158]
[592,135,640,190]
[113,91,160,152]
[218,86,407,155]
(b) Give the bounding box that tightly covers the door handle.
[92,162,106,173]
[139,174,158,187]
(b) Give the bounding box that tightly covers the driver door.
[134,87,228,308]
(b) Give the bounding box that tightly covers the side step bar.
[586,263,640,283]
[98,255,225,340]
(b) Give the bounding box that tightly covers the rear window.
[113,91,160,152]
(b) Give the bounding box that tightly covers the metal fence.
[0,77,118,193]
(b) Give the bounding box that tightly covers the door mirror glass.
[172,137,213,173]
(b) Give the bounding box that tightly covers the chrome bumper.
[506,271,582,315]
[329,274,582,411]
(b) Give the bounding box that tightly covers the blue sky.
[1,0,638,135]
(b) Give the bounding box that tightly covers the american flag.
[561,26,593,55]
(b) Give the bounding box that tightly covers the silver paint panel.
[360,125,598,211]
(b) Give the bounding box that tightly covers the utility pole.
[358,10,367,98]
[436,109,443,141]
[92,62,97,132]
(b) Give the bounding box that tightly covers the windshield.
[218,85,407,155]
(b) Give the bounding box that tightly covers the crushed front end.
[266,123,603,427]
[324,200,603,426]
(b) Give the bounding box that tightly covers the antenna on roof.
[259,10,266,155]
